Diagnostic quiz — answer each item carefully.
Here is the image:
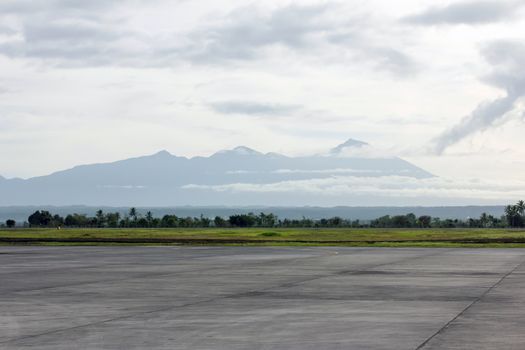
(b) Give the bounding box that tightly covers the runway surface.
[1,246,525,349]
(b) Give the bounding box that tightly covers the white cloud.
[272,168,384,174]
[182,175,525,202]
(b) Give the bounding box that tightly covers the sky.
[1,0,525,186]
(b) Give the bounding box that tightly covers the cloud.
[327,34,417,76]
[0,0,100,14]
[209,101,299,116]
[272,168,384,174]
[404,1,524,25]
[98,185,146,189]
[183,4,417,75]
[181,4,332,63]
[1,3,332,67]
[3,20,134,66]
[182,175,525,201]
[432,40,525,153]
[0,2,416,76]
[366,47,417,76]
[0,1,147,67]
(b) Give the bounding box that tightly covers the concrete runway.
[1,247,525,349]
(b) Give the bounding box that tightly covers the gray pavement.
[1,247,525,349]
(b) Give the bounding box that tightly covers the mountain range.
[0,139,433,206]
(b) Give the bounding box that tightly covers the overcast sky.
[1,0,525,181]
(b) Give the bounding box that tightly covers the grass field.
[2,227,525,247]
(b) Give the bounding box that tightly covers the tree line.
[1,201,524,229]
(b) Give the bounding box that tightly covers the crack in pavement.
[415,254,525,350]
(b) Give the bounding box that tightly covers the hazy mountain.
[329,138,368,154]
[0,139,433,206]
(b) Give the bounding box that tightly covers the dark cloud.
[0,0,118,14]
[432,40,525,153]
[404,1,524,25]
[0,21,134,66]
[181,4,417,76]
[0,0,144,66]
[181,4,332,63]
[0,3,332,66]
[0,2,416,76]
[209,101,299,116]
[357,47,417,76]
[326,31,417,76]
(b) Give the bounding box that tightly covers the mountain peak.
[216,146,262,156]
[152,150,173,157]
[330,138,369,154]
[233,146,260,154]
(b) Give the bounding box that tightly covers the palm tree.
[517,200,525,215]
[146,211,153,226]
[505,205,519,227]
[95,209,105,227]
[480,213,489,228]
[129,207,138,223]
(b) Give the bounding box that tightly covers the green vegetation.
[259,231,281,237]
[2,227,525,247]
[2,201,525,247]
[10,201,525,230]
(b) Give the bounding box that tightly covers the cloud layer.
[0,2,417,75]
[183,175,525,204]
[209,101,299,116]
